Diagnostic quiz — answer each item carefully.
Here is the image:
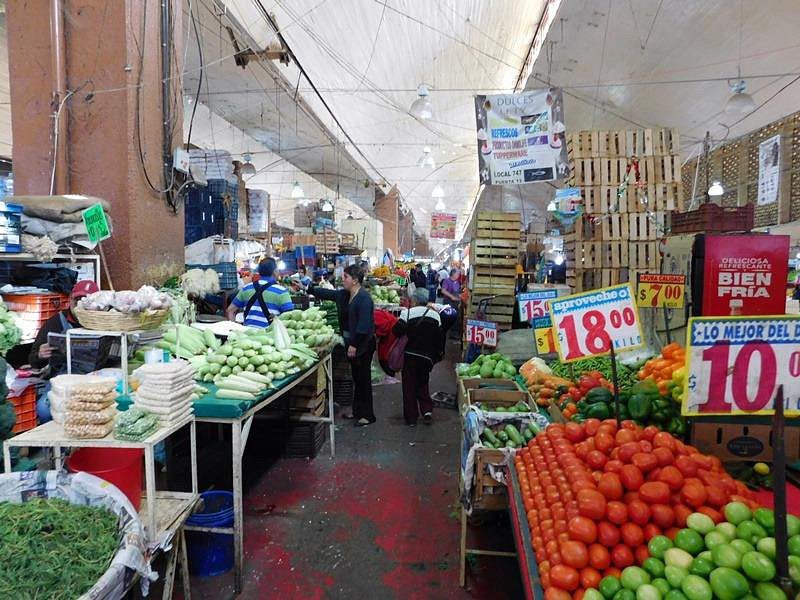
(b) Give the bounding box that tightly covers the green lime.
[741,551,776,582]
[756,537,776,560]
[674,529,705,556]
[680,574,712,600]
[788,534,800,557]
[724,502,752,525]
[753,508,775,534]
[686,513,715,535]
[648,535,674,560]
[711,544,742,570]
[736,520,767,544]
[643,557,666,579]
[664,591,689,600]
[600,576,623,600]
[636,584,662,600]
[651,578,670,597]
[709,566,750,600]
[730,539,755,555]
[753,581,789,600]
[689,557,714,577]
[613,590,637,600]
[716,522,736,539]
[621,566,651,591]
[664,565,688,589]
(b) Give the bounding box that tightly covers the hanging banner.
[430,212,457,239]
[475,88,569,185]
[757,134,781,205]
[701,234,790,316]
[683,316,800,416]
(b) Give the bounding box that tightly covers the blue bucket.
[186,491,234,577]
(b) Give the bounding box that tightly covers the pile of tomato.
[514,419,759,600]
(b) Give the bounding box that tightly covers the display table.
[187,352,334,593]
[507,465,544,600]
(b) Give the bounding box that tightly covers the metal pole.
[49,0,69,194]
[609,344,621,425]
[663,302,672,345]
[772,385,792,595]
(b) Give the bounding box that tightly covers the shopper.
[413,263,427,290]
[309,264,376,426]
[426,265,439,302]
[226,258,294,327]
[441,268,462,339]
[392,288,442,426]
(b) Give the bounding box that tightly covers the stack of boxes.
[564,128,684,292]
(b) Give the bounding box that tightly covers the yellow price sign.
[533,316,556,354]
[636,273,686,309]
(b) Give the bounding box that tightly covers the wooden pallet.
[628,212,668,240]
[468,295,515,330]
[567,127,680,159]
[315,231,339,254]
[629,241,661,270]
[639,155,681,184]
[472,265,518,295]
[289,390,326,417]
[471,238,519,266]
[475,211,522,240]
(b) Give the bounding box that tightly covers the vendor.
[226,258,294,327]
[29,280,99,374]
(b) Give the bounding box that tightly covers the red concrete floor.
[182,343,524,600]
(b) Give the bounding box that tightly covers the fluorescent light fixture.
[431,185,444,198]
[409,84,433,119]
[291,181,304,199]
[708,181,724,196]
[240,153,256,176]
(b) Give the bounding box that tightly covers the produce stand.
[186,352,334,594]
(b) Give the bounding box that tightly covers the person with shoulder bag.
[392,288,442,426]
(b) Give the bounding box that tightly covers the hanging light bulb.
[417,147,435,169]
[708,181,724,196]
[409,84,433,119]
[477,128,488,141]
[547,201,557,212]
[240,153,256,176]
[435,198,446,211]
[725,79,755,116]
[291,181,304,199]
[321,198,334,212]
[431,185,444,198]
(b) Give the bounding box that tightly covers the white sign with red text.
[466,319,498,348]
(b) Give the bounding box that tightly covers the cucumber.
[505,440,519,449]
[505,424,524,446]
[523,427,535,441]
[497,430,509,443]
[494,405,507,412]
[482,439,496,449]
[482,427,500,446]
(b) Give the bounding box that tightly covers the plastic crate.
[3,292,69,341]
[186,262,238,290]
[9,386,37,433]
[670,203,754,234]
[284,422,326,458]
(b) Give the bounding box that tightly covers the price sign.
[636,273,686,309]
[533,316,556,354]
[81,203,111,243]
[518,289,559,322]
[549,284,644,363]
[683,316,800,416]
[466,319,498,348]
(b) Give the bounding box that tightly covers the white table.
[189,353,334,594]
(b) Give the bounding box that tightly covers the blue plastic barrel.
[186,491,234,576]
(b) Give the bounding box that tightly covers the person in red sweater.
[374,308,399,375]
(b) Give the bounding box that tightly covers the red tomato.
[618,442,640,463]
[615,429,637,446]
[620,419,639,431]
[673,504,693,528]
[583,419,601,437]
[623,491,640,503]
[650,504,675,529]
[690,453,714,470]
[657,466,685,492]
[697,506,723,523]
[604,567,622,579]
[561,541,589,569]
[567,516,597,544]
[597,473,623,501]
[586,450,608,470]
[620,465,644,491]
[643,523,662,541]
[606,501,628,525]
[604,460,624,474]
[664,527,680,540]
[632,453,659,473]
[577,489,607,521]
[641,425,659,441]
[550,565,580,591]
[653,431,676,451]
[588,543,611,570]
[634,545,650,566]
[611,544,634,568]
[564,422,586,443]
[594,433,615,454]
[580,567,602,590]
[681,480,708,508]
[620,522,645,547]
[639,481,671,504]
[653,446,675,467]
[544,587,572,600]
[705,484,728,508]
[646,467,662,483]
[574,589,587,600]
[626,500,651,526]
[675,455,698,478]
[596,521,620,547]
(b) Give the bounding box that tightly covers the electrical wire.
[49,89,77,195]
[185,0,203,149]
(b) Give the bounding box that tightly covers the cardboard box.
[691,422,800,462]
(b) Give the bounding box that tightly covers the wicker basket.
[73,306,170,332]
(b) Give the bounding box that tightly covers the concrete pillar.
[7,0,184,289]
[375,186,399,255]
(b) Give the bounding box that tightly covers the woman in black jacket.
[309,264,376,426]
[392,288,442,426]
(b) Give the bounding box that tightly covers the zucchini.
[482,439,496,449]
[497,430,509,443]
[505,424,524,446]
[505,440,519,449]
[523,427,535,442]
[215,389,257,400]
[482,427,500,446]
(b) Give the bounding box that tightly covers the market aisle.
[189,343,522,600]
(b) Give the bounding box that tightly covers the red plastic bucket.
[66,448,144,510]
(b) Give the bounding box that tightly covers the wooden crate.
[600,213,629,240]
[472,268,517,295]
[294,366,327,396]
[573,214,603,241]
[315,231,339,254]
[468,295,515,330]
[475,211,521,240]
[289,390,326,417]
[628,212,667,240]
[629,241,660,270]
[457,378,519,409]
[473,447,508,510]
[467,388,532,411]
[626,128,680,156]
[599,241,629,269]
[567,130,628,159]
[471,238,519,266]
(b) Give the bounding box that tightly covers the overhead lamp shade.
[477,128,488,141]
[240,162,256,176]
[321,200,333,211]
[423,155,436,169]
[410,84,433,119]
[431,185,444,198]
[435,198,446,211]
[725,91,756,116]
[291,181,304,199]
[708,181,724,196]
[546,201,557,212]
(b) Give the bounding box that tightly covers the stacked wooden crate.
[468,211,521,330]
[564,128,683,292]
[315,229,339,254]
[288,367,327,418]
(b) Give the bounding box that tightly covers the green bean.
[0,498,120,599]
